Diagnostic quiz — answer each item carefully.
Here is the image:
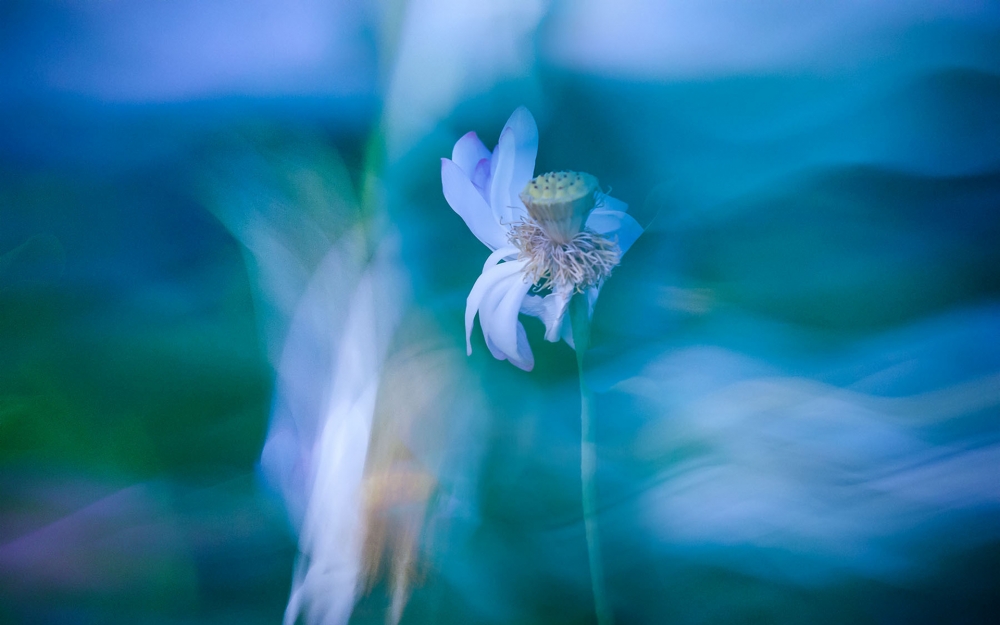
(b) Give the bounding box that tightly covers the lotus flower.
[441,106,642,371]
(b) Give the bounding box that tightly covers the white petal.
[451,131,491,178]
[489,128,516,226]
[492,275,534,363]
[509,323,534,371]
[442,158,507,250]
[479,272,534,370]
[471,158,491,202]
[519,293,545,317]
[485,322,532,370]
[520,284,572,343]
[558,286,597,350]
[484,334,507,362]
[586,284,599,314]
[560,315,575,348]
[477,271,516,333]
[500,106,538,221]
[465,259,525,355]
[502,107,539,187]
[548,286,574,342]
[599,194,629,214]
[586,207,643,255]
[477,273,516,356]
[483,245,518,272]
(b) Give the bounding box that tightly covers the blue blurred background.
[2,1,1000,624]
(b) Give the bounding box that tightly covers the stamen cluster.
[509,220,620,293]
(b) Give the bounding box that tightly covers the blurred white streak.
[205,135,421,622]
[614,310,1000,584]
[383,0,547,157]
[257,230,370,527]
[259,232,409,625]
[545,0,1000,79]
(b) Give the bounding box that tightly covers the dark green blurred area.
[0,120,332,623]
[1,182,262,477]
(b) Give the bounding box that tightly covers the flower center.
[512,171,620,292]
[519,171,599,244]
[509,221,620,293]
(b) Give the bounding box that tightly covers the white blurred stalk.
[269,231,408,625]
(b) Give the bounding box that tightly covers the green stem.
[569,294,613,625]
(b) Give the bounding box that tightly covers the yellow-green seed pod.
[519,171,599,244]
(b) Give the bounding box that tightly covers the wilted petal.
[477,273,515,356]
[587,206,643,254]
[493,275,534,366]
[560,311,575,348]
[510,323,534,371]
[563,286,599,349]
[451,131,491,178]
[446,107,641,369]
[484,334,508,362]
[585,284,599,315]
[483,245,519,271]
[479,271,534,371]
[521,284,573,343]
[442,158,508,250]
[600,194,629,214]
[519,293,545,318]
[465,259,525,355]
[522,283,603,351]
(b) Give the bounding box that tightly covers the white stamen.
[509,220,620,293]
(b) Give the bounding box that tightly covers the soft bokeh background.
[2,1,999,624]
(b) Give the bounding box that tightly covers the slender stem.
[569,294,612,625]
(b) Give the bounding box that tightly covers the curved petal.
[442,158,507,250]
[484,334,508,362]
[558,286,598,350]
[510,322,534,371]
[586,207,643,255]
[598,194,629,214]
[483,245,518,272]
[489,128,516,226]
[502,107,538,186]
[508,186,529,224]
[519,293,545,318]
[585,284,599,315]
[465,259,525,355]
[520,284,572,343]
[560,313,575,348]
[471,158,491,202]
[478,273,517,359]
[500,106,538,222]
[451,131,491,178]
[492,274,534,365]
[479,272,533,370]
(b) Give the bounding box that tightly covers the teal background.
[2,2,1000,624]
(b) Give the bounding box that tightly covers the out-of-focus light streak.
[268,235,409,625]
[600,304,1000,585]
[545,0,1000,78]
[383,0,546,157]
